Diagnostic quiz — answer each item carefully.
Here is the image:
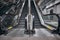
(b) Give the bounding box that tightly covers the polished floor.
[0,28,60,40]
[6,28,54,37]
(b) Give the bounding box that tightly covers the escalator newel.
[24,0,35,34]
[25,14,35,34]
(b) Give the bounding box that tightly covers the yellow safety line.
[8,26,13,30]
[47,25,54,30]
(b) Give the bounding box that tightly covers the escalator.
[0,0,60,40]
[1,0,60,39]
[0,0,24,35]
[18,0,28,28]
[18,0,43,28]
[31,1,42,28]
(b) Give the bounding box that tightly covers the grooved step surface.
[31,1,42,28]
[18,0,43,29]
[18,0,28,28]
[18,0,42,28]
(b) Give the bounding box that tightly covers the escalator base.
[24,30,35,34]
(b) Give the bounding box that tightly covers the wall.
[57,4,60,14]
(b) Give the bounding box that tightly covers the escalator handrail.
[18,0,26,24]
[43,14,60,29]
[33,0,55,30]
[33,0,44,24]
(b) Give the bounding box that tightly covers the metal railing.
[33,0,55,30]
[18,0,26,25]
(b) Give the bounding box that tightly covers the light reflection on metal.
[33,0,55,30]
[28,0,31,15]
[27,0,33,30]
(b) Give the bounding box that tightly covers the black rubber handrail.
[43,13,60,30]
